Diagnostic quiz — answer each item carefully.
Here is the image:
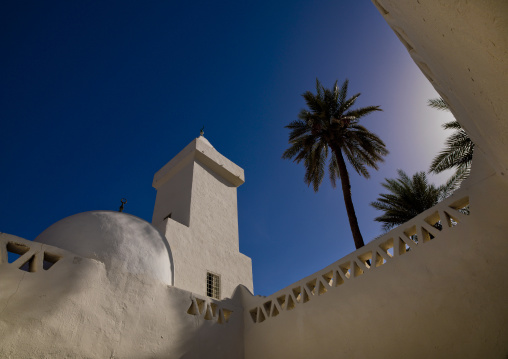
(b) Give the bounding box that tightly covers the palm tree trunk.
[332,146,366,249]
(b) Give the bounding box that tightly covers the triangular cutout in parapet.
[257,308,266,323]
[318,280,327,295]
[322,271,333,286]
[334,270,344,286]
[6,242,30,264]
[187,300,198,315]
[277,295,286,310]
[303,288,310,303]
[222,309,232,323]
[374,250,388,267]
[210,302,218,317]
[306,278,317,296]
[339,263,351,279]
[196,298,205,314]
[424,211,442,230]
[271,304,279,317]
[204,305,213,320]
[286,295,295,311]
[353,261,363,278]
[292,286,302,303]
[19,254,36,273]
[249,308,258,323]
[358,251,372,269]
[263,301,272,316]
[379,238,394,258]
[42,251,61,270]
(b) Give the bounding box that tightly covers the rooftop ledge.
[246,188,471,324]
[153,136,245,189]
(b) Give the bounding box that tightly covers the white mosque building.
[1,1,507,358]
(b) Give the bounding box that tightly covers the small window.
[206,272,220,300]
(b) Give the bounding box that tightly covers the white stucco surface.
[152,136,253,298]
[2,3,508,354]
[371,0,508,176]
[35,211,174,285]
[0,233,245,358]
[241,159,508,358]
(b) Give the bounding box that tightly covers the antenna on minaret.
[119,198,127,212]
[200,126,204,136]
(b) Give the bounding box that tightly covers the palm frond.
[371,170,443,231]
[428,97,449,111]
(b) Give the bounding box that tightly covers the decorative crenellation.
[186,296,233,325]
[248,194,470,324]
[0,238,61,273]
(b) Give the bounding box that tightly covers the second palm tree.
[283,79,388,249]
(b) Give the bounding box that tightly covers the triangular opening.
[397,237,410,255]
[210,302,218,317]
[263,301,272,316]
[339,263,351,279]
[277,295,286,310]
[374,251,387,267]
[424,211,441,230]
[223,309,232,323]
[43,251,60,271]
[292,287,302,303]
[249,308,258,323]
[444,210,462,226]
[379,238,394,258]
[196,298,205,314]
[187,301,198,315]
[420,227,435,243]
[258,309,266,323]
[353,262,363,277]
[318,281,327,295]
[271,304,280,317]
[334,271,344,286]
[322,271,333,286]
[358,252,372,269]
[6,242,30,264]
[204,305,213,320]
[306,279,317,295]
[303,288,310,303]
[286,295,296,311]
[19,254,36,273]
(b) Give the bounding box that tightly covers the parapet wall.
[0,234,245,358]
[241,165,508,358]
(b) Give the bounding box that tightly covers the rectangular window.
[206,272,220,299]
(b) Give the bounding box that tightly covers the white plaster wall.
[153,137,253,298]
[0,234,245,359]
[371,0,508,175]
[152,157,194,228]
[190,159,240,251]
[241,162,508,358]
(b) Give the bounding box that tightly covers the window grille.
[206,272,220,299]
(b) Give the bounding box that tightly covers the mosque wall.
[370,0,508,177]
[153,137,253,299]
[0,234,245,358]
[241,159,508,358]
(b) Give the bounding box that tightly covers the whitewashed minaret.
[152,134,253,298]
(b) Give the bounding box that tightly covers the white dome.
[35,211,173,285]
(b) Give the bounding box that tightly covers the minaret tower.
[152,134,253,298]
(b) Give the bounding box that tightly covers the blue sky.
[1,1,455,296]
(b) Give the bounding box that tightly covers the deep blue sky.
[1,1,454,296]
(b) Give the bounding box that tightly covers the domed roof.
[35,211,173,285]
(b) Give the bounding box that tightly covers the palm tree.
[282,79,388,249]
[428,98,474,187]
[371,170,450,231]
